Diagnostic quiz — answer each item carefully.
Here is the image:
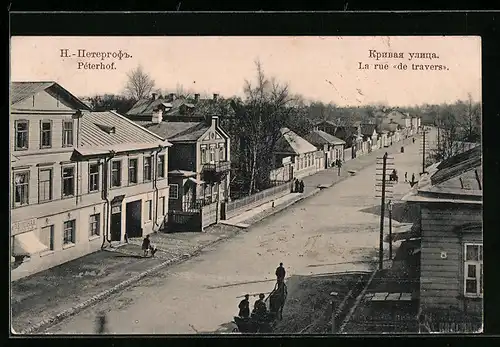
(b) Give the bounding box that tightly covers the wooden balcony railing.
[202,161,231,173]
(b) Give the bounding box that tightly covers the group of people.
[237,263,287,320]
[293,179,305,193]
[141,235,157,257]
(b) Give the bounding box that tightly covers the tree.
[230,60,301,194]
[87,94,137,114]
[124,65,155,100]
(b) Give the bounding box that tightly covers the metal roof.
[276,128,318,155]
[303,130,346,146]
[79,111,167,149]
[134,121,209,142]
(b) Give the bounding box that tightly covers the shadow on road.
[358,201,420,224]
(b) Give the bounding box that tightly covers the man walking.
[142,235,151,257]
[405,172,408,182]
[275,262,286,283]
[238,294,250,318]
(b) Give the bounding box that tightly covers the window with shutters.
[169,184,179,200]
[62,166,75,197]
[157,155,165,178]
[13,171,30,207]
[15,120,29,150]
[89,163,100,192]
[464,243,483,298]
[89,214,100,237]
[40,120,52,148]
[62,121,74,147]
[143,156,152,181]
[111,160,122,187]
[38,168,53,202]
[128,158,138,184]
[63,220,76,245]
[40,225,54,251]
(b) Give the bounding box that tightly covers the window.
[89,163,100,192]
[145,200,152,221]
[40,225,55,251]
[89,213,100,237]
[13,171,29,206]
[143,156,152,181]
[169,184,179,199]
[219,146,225,161]
[464,243,483,297]
[209,147,215,163]
[157,155,165,178]
[63,220,76,245]
[40,121,52,148]
[38,168,52,202]
[128,158,138,184]
[201,147,207,164]
[62,166,75,197]
[15,120,29,150]
[111,160,121,187]
[62,121,73,147]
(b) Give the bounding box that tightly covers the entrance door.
[126,200,142,238]
[110,205,122,241]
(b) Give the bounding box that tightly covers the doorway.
[126,200,142,238]
[110,204,122,241]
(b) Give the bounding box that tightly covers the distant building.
[274,128,320,179]
[303,129,346,168]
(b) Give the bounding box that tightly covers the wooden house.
[302,129,346,168]
[402,146,482,331]
[274,128,319,179]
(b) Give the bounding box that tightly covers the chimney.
[152,108,163,124]
[194,93,200,103]
[211,115,219,129]
[213,93,219,102]
[152,93,157,100]
[169,93,176,101]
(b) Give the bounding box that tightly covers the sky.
[11,36,481,107]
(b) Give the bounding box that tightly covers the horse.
[268,281,288,321]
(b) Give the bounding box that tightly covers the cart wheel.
[232,328,239,333]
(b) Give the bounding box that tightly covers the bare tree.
[124,65,155,100]
[230,60,300,194]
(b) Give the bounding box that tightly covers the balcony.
[202,161,231,182]
[202,161,231,173]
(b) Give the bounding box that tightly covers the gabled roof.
[10,81,91,110]
[431,146,482,187]
[134,121,209,142]
[303,130,346,146]
[276,128,317,155]
[79,111,171,150]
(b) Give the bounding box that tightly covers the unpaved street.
[45,138,423,334]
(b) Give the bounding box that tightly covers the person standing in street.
[142,235,151,257]
[405,172,408,182]
[299,180,304,193]
[275,262,286,283]
[238,294,250,318]
[411,173,415,185]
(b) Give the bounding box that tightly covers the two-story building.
[132,108,231,216]
[303,129,346,168]
[402,146,482,331]
[10,82,171,280]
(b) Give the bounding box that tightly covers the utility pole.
[375,152,394,270]
[422,129,426,174]
[388,200,393,260]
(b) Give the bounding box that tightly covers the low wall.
[270,165,292,182]
[225,181,292,220]
[344,147,353,162]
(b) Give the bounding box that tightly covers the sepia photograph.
[10,35,482,335]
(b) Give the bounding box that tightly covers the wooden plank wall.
[420,203,482,314]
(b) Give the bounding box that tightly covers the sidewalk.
[11,137,416,334]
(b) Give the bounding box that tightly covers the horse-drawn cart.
[232,281,288,333]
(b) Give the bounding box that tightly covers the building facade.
[402,146,482,328]
[275,128,319,179]
[303,129,346,168]
[10,82,171,280]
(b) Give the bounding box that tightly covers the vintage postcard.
[10,36,482,335]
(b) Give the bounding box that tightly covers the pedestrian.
[142,235,151,257]
[411,173,415,184]
[95,312,108,334]
[252,293,267,319]
[336,159,342,175]
[299,180,304,193]
[412,138,415,144]
[238,294,250,318]
[294,179,300,193]
[275,262,286,283]
[405,172,408,182]
[124,232,129,244]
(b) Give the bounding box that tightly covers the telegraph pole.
[422,130,426,174]
[375,152,394,270]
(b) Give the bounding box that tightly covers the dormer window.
[95,123,116,134]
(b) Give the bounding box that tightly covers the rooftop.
[79,111,169,150]
[276,127,318,155]
[134,120,209,142]
[303,129,346,146]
